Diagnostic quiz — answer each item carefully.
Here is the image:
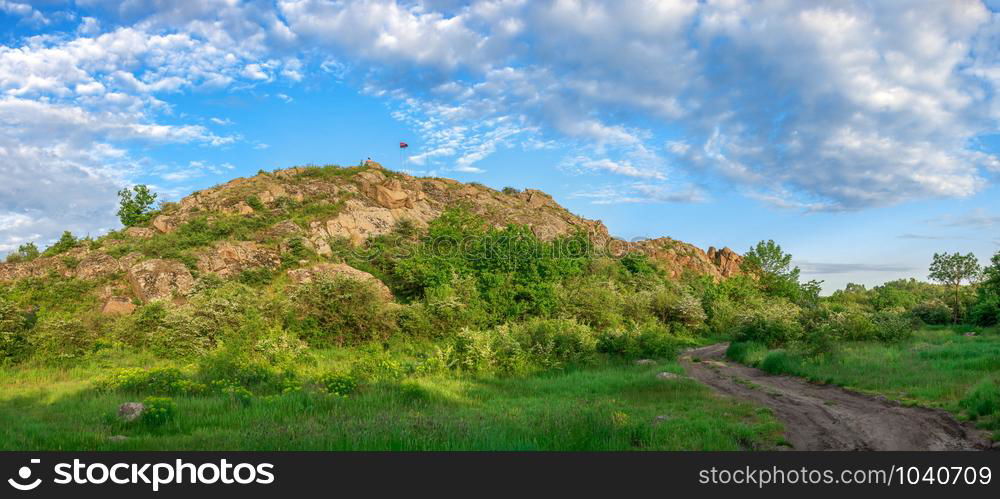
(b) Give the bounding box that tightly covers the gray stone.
[118,402,145,423]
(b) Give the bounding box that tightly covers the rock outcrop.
[630,238,742,280]
[708,246,743,278]
[101,296,136,316]
[127,259,194,303]
[287,263,393,300]
[196,241,281,278]
[0,163,742,292]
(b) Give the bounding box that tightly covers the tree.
[117,185,158,227]
[741,240,801,299]
[982,251,1000,297]
[928,252,980,323]
[4,242,39,263]
[41,231,79,257]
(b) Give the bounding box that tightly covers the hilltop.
[0,162,741,312]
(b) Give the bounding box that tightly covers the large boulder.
[708,246,743,278]
[101,296,136,316]
[127,259,194,303]
[287,263,393,300]
[151,215,179,234]
[75,252,121,280]
[196,241,280,278]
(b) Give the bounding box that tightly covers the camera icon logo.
[8,459,42,491]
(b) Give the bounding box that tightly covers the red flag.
[399,142,409,149]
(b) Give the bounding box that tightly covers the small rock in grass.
[653,415,671,424]
[656,372,680,380]
[118,402,145,422]
[109,435,128,442]
[634,359,656,366]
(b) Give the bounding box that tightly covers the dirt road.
[680,343,990,451]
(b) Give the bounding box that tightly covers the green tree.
[741,240,801,300]
[117,185,158,227]
[4,242,39,263]
[928,252,980,323]
[982,251,1000,297]
[41,231,79,257]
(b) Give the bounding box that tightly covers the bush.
[290,276,399,346]
[725,341,768,366]
[317,372,357,397]
[41,231,79,257]
[960,379,1000,420]
[759,350,798,375]
[596,323,686,360]
[140,396,176,427]
[732,300,803,347]
[910,299,953,325]
[28,315,98,361]
[555,279,624,331]
[447,326,529,375]
[196,321,306,391]
[399,278,488,338]
[511,318,597,368]
[969,295,1000,327]
[869,310,918,342]
[5,242,39,263]
[0,298,28,364]
[98,367,207,396]
[655,291,707,327]
[349,347,406,382]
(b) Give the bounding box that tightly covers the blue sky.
[1,1,999,292]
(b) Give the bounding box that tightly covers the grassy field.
[0,351,781,451]
[726,326,1000,438]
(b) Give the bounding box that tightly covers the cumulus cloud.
[272,0,1000,210]
[0,15,278,254]
[796,261,917,274]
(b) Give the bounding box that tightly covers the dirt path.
[680,343,991,451]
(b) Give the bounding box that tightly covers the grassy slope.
[0,353,780,450]
[728,326,1000,436]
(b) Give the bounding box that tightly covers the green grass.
[0,351,781,450]
[727,326,1000,436]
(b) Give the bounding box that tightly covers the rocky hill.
[0,162,742,312]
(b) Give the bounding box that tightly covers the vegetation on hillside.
[2,168,999,449]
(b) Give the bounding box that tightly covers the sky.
[0,0,999,292]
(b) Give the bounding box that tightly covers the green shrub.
[969,295,1000,327]
[140,396,176,427]
[0,298,28,364]
[447,326,529,375]
[869,310,918,342]
[41,231,79,257]
[651,290,706,327]
[910,299,953,325]
[596,323,686,360]
[290,276,399,346]
[759,350,798,375]
[349,347,406,382]
[5,242,39,263]
[97,367,207,396]
[725,341,769,366]
[732,300,803,347]
[317,372,358,397]
[399,279,488,338]
[555,278,624,331]
[960,379,1000,420]
[246,195,265,211]
[28,315,99,361]
[511,318,597,368]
